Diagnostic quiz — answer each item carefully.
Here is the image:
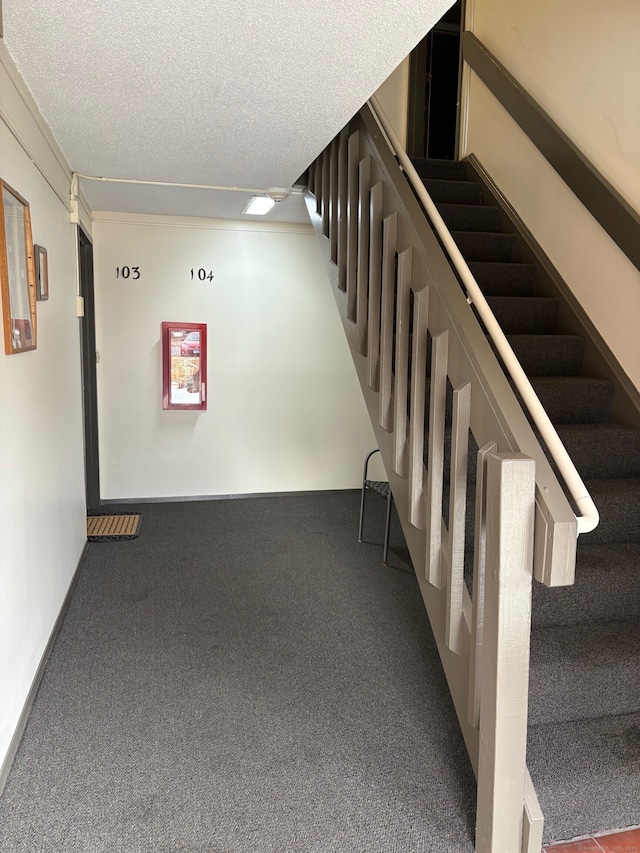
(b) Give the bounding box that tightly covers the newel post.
[476,452,536,853]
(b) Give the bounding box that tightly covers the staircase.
[415,156,640,844]
[306,103,640,850]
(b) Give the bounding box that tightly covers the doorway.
[407,0,463,161]
[78,227,100,511]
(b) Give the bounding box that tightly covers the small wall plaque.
[34,245,48,301]
[161,322,207,411]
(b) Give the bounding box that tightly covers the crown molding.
[91,210,314,234]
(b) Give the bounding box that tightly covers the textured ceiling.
[3,0,454,221]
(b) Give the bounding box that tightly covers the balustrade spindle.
[356,157,372,355]
[367,182,384,391]
[346,132,360,322]
[337,129,349,292]
[468,441,497,728]
[329,138,339,264]
[426,330,449,588]
[379,212,397,432]
[393,248,412,477]
[321,147,330,238]
[408,287,429,528]
[446,382,472,654]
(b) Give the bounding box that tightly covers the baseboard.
[101,489,360,505]
[0,543,88,798]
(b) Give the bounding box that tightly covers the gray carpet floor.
[0,492,476,853]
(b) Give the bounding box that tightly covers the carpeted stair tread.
[467,261,537,296]
[532,542,640,628]
[485,296,559,334]
[451,230,518,262]
[527,376,614,424]
[506,334,585,376]
[527,710,640,844]
[555,423,640,480]
[528,618,640,727]
[436,202,501,233]
[581,477,640,544]
[412,157,467,181]
[424,178,483,205]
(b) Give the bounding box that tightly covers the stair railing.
[369,96,599,538]
[304,102,590,853]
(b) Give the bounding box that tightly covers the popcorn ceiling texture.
[3,0,454,215]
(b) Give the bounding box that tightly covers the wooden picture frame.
[0,180,37,354]
[161,322,207,411]
[34,244,49,301]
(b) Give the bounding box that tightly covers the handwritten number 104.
[191,268,214,281]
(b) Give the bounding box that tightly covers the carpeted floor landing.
[0,492,476,853]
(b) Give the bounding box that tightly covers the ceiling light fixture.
[241,187,290,216]
[242,195,276,215]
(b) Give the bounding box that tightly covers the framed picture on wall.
[34,245,49,301]
[161,322,207,411]
[0,179,37,354]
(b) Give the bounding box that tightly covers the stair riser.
[468,261,537,297]
[412,158,467,181]
[506,335,585,377]
[528,621,640,727]
[555,427,640,480]
[528,379,614,424]
[425,178,483,205]
[437,203,501,233]
[582,481,640,544]
[532,544,640,628]
[452,231,517,262]
[485,298,559,335]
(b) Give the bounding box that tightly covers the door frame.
[406,0,465,160]
[78,226,100,511]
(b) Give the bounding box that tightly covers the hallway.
[0,493,476,852]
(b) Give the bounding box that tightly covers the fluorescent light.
[242,195,276,215]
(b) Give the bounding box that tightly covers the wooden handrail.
[462,31,640,273]
[369,95,599,536]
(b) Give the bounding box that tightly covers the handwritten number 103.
[116,266,140,280]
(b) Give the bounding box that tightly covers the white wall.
[0,46,87,777]
[374,57,410,148]
[469,0,640,208]
[464,0,640,389]
[93,214,381,499]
